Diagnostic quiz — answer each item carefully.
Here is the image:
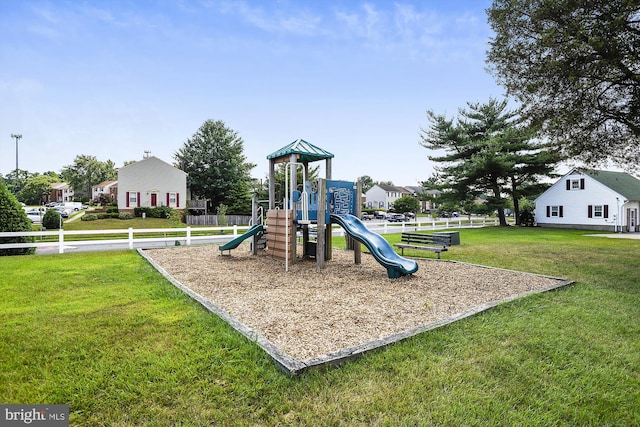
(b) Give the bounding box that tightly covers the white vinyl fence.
[0,217,505,254]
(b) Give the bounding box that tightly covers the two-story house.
[117,156,188,212]
[535,168,640,232]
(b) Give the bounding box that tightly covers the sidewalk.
[585,232,640,239]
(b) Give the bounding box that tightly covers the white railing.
[342,216,506,236]
[0,217,508,254]
[0,225,251,254]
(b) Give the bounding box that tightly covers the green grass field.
[1,227,638,426]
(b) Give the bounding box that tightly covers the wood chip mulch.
[142,244,569,361]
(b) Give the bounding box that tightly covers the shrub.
[134,206,173,218]
[154,206,173,218]
[81,214,98,221]
[0,181,35,255]
[106,207,119,214]
[118,212,133,220]
[42,209,62,229]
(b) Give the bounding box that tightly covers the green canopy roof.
[267,139,334,163]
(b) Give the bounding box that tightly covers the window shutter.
[166,193,170,206]
[580,178,585,189]
[126,192,130,208]
[546,206,550,217]
[604,205,609,218]
[137,192,141,207]
[566,180,571,190]
[559,206,564,217]
[177,193,180,207]
[588,205,593,218]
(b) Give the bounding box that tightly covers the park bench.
[394,232,454,259]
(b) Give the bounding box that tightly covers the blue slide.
[219,224,264,253]
[330,214,418,279]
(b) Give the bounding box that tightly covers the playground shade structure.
[330,214,419,278]
[218,224,264,252]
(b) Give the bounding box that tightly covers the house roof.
[118,156,187,176]
[94,180,117,188]
[266,139,334,163]
[376,184,409,193]
[50,182,70,190]
[580,169,640,200]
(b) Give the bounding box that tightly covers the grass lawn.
[1,227,638,426]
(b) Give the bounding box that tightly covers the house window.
[547,205,564,217]
[593,205,603,217]
[129,192,137,206]
[566,178,585,190]
[169,193,177,207]
[588,205,608,218]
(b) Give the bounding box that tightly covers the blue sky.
[0,0,504,185]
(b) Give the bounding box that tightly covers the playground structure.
[220,139,418,278]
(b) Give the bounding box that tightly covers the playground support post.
[316,178,326,270]
[354,180,362,265]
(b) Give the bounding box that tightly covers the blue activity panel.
[296,180,357,223]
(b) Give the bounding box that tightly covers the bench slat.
[396,232,454,259]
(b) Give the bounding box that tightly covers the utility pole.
[11,133,22,173]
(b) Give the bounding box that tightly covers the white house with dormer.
[117,156,188,213]
[535,168,640,232]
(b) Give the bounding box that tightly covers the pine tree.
[420,98,559,225]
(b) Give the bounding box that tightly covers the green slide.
[218,224,264,252]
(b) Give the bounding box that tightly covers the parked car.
[53,207,71,218]
[25,210,43,223]
[387,213,406,222]
[374,211,387,219]
[361,213,374,220]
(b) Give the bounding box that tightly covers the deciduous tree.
[61,155,117,199]
[486,0,640,168]
[19,174,57,205]
[174,120,256,214]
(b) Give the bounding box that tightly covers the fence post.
[233,224,238,237]
[186,226,191,246]
[128,228,134,249]
[59,228,64,254]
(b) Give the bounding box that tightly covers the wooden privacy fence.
[184,215,251,226]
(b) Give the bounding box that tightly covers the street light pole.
[11,133,22,173]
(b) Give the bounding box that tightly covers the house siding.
[364,185,411,210]
[117,157,187,212]
[535,169,637,232]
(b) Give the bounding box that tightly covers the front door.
[151,193,157,207]
[629,208,637,232]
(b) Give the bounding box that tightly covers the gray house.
[117,156,188,213]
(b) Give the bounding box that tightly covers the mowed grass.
[1,227,639,426]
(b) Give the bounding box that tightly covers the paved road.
[35,236,229,255]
